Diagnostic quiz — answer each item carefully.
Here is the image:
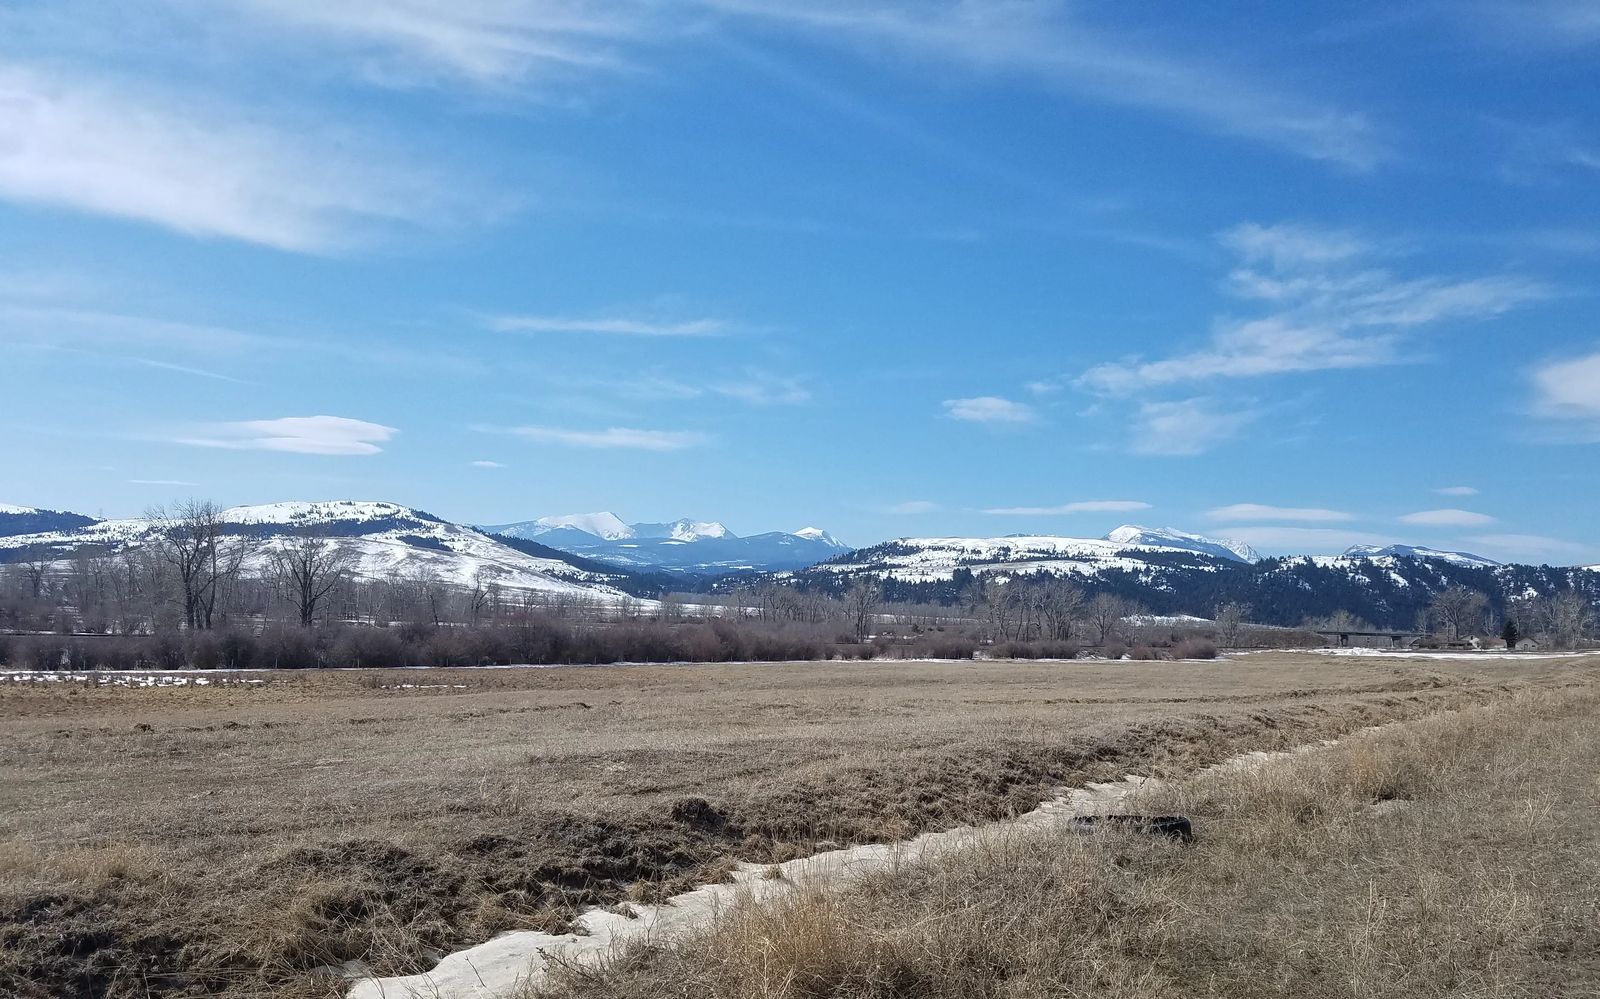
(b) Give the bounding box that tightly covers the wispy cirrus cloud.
[943,396,1035,424]
[1434,485,1479,496]
[0,63,454,252]
[1080,222,1550,395]
[470,459,505,468]
[487,314,730,337]
[140,0,1387,168]
[174,416,398,455]
[885,500,938,514]
[1206,503,1354,522]
[1399,508,1497,527]
[709,372,812,405]
[478,424,709,450]
[984,500,1151,515]
[1129,398,1255,455]
[700,0,1387,169]
[228,0,655,88]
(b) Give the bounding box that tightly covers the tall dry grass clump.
[539,684,1600,999]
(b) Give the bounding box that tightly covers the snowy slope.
[1105,525,1260,563]
[0,501,633,598]
[1341,544,1501,570]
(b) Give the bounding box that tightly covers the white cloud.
[711,373,812,406]
[984,500,1151,515]
[1220,525,1399,554]
[1129,398,1254,455]
[175,416,398,455]
[1434,485,1479,496]
[1399,508,1497,527]
[488,315,729,337]
[482,424,709,450]
[1206,503,1354,522]
[886,500,938,514]
[1079,223,1550,395]
[1466,532,1594,564]
[470,459,505,468]
[0,64,448,251]
[1530,350,1600,438]
[943,396,1035,424]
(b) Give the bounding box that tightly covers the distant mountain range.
[481,513,849,573]
[4,503,1595,628]
[800,525,1593,631]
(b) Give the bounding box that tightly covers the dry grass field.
[548,679,1600,999]
[2,653,1594,998]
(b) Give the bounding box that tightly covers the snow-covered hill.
[808,532,1240,584]
[0,500,634,598]
[0,504,99,538]
[482,512,848,573]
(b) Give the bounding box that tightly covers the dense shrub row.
[0,619,1022,670]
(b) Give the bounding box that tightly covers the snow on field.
[0,671,268,687]
[1312,647,1596,661]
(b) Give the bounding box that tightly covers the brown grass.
[1,653,1593,998]
[539,681,1600,999]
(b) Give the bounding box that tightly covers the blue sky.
[1,1,1598,563]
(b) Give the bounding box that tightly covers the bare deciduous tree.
[1214,601,1251,648]
[1429,585,1489,641]
[1547,590,1595,650]
[18,545,51,601]
[1038,578,1086,641]
[845,579,882,643]
[271,532,355,627]
[1088,593,1132,646]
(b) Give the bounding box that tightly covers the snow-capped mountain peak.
[672,520,729,542]
[1340,544,1501,569]
[632,518,733,542]
[1105,525,1260,564]
[530,512,635,541]
[793,527,842,546]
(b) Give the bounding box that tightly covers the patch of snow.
[0,503,38,515]
[1312,647,1596,661]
